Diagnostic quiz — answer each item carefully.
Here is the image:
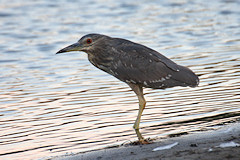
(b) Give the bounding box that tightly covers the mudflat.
[49,123,240,160]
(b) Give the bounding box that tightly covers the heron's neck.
[87,51,113,72]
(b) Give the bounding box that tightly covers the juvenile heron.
[56,33,199,142]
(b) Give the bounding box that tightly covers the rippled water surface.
[0,0,240,159]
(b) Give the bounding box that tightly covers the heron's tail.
[171,65,199,87]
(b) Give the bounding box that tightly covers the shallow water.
[0,0,240,159]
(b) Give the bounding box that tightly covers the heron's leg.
[127,83,146,130]
[135,129,144,140]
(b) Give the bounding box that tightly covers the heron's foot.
[127,138,152,145]
[134,128,152,144]
[138,138,151,144]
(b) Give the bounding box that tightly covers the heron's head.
[56,34,106,54]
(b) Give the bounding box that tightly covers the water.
[0,0,239,159]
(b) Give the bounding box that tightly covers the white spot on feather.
[150,76,168,84]
[109,69,114,74]
[165,74,172,79]
[130,80,136,83]
[111,47,118,52]
[143,81,148,86]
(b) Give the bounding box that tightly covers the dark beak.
[56,42,82,54]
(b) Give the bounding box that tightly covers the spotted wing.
[109,40,199,89]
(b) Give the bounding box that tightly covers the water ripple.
[0,0,240,159]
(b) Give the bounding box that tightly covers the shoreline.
[49,123,240,160]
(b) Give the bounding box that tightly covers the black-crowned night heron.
[56,34,199,142]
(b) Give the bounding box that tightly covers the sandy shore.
[49,123,240,160]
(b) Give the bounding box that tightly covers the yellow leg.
[135,129,144,140]
[127,83,146,130]
[127,83,151,144]
[133,94,146,129]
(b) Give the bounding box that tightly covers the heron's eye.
[86,38,92,44]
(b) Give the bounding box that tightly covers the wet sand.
[49,123,240,160]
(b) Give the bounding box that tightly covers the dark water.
[0,0,240,159]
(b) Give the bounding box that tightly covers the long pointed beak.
[56,42,82,54]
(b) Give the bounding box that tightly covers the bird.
[56,33,199,142]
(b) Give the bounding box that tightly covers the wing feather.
[108,39,199,89]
